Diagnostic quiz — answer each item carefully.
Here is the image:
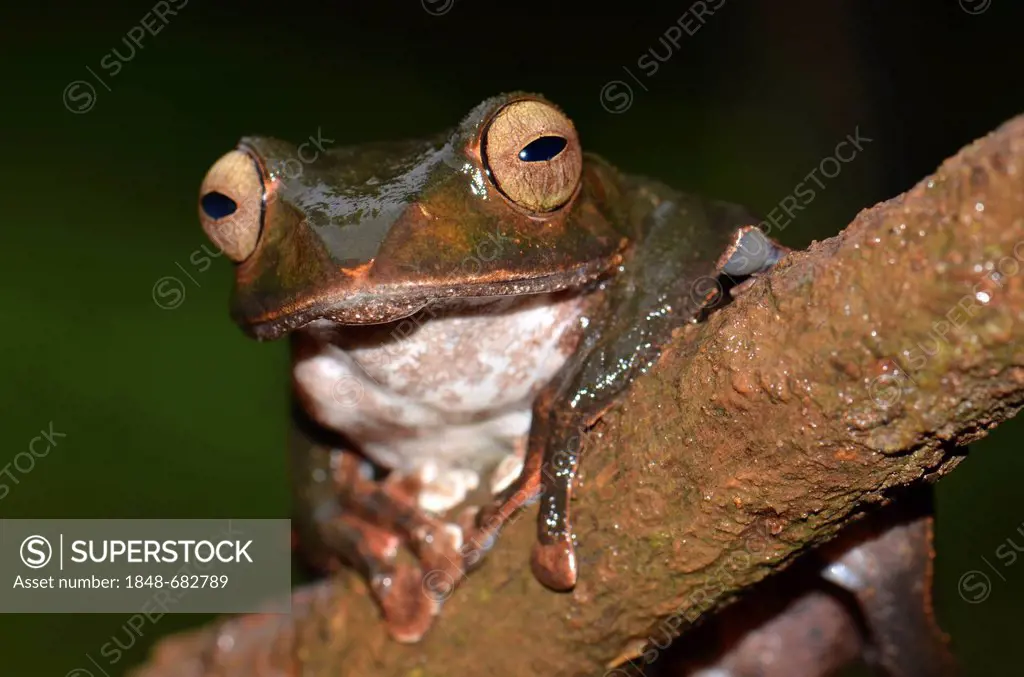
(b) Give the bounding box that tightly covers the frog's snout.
[198,149,264,262]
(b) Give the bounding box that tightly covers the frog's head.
[198,93,627,340]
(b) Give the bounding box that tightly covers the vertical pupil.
[518,136,568,162]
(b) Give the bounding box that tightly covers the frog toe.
[456,507,497,572]
[315,514,443,642]
[374,564,440,643]
[531,536,578,591]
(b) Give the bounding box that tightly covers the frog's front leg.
[464,359,610,590]
[463,386,563,577]
[529,405,591,590]
[515,386,595,590]
[471,224,790,589]
[526,226,791,589]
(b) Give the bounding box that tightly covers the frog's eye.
[483,99,582,212]
[198,150,264,262]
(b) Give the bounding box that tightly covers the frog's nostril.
[201,191,238,220]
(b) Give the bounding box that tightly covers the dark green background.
[2,0,1023,674]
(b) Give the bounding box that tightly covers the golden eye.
[483,99,582,212]
[198,150,264,262]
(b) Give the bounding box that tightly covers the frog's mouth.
[233,257,617,341]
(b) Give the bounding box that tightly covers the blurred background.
[2,0,1023,674]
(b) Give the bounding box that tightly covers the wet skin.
[198,93,954,674]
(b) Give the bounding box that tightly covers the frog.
[197,93,956,675]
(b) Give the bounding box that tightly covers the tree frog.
[197,94,953,674]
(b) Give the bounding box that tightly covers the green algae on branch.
[130,114,1024,677]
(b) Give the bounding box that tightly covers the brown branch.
[131,114,1024,677]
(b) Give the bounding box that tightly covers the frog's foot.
[531,533,577,591]
[819,498,958,677]
[473,424,582,591]
[317,512,435,643]
[465,489,578,591]
[319,452,467,643]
